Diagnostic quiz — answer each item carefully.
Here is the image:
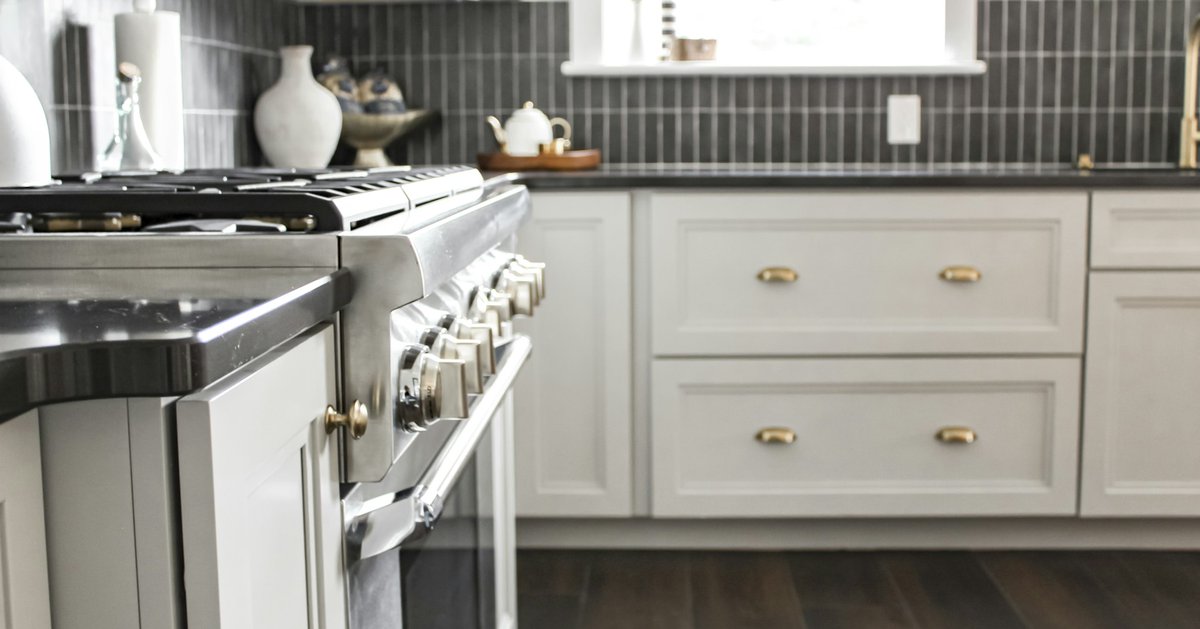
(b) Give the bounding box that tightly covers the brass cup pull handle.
[326,400,369,439]
[935,426,977,444]
[755,427,797,445]
[939,266,982,283]
[757,267,799,283]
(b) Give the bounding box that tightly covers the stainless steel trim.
[343,335,532,562]
[340,184,531,482]
[0,234,337,269]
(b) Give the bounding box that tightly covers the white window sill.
[560,60,987,77]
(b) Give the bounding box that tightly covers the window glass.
[672,0,948,65]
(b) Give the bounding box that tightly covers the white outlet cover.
[887,95,921,145]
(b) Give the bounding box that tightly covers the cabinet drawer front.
[1092,192,1200,269]
[651,358,1081,517]
[650,192,1087,356]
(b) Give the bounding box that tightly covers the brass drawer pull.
[935,426,977,444]
[757,267,798,283]
[755,427,797,445]
[939,266,982,283]
[326,400,369,439]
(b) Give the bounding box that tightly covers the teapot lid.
[522,101,536,109]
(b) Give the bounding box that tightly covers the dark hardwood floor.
[516,550,1200,629]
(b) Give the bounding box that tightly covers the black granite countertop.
[489,164,1200,189]
[0,270,351,422]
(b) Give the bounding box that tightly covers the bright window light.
[564,0,983,76]
[673,0,948,65]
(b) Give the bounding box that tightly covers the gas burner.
[0,165,484,232]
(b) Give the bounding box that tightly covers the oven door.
[343,335,530,629]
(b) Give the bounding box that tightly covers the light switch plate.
[887,95,921,145]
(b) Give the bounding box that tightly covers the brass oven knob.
[495,269,538,316]
[325,400,369,439]
[439,314,497,375]
[510,256,545,299]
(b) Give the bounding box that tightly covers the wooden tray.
[477,149,601,172]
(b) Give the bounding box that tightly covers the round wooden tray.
[477,149,601,172]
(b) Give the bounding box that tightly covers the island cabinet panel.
[1081,272,1200,516]
[0,410,51,629]
[651,357,1081,518]
[514,192,634,517]
[177,325,346,629]
[1091,192,1200,269]
[650,191,1088,356]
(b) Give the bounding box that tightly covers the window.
[563,0,984,76]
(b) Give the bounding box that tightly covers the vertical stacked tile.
[1,0,293,172]
[287,0,1197,168]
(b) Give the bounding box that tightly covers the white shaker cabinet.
[176,325,346,628]
[1081,272,1200,516]
[514,191,634,517]
[0,410,52,629]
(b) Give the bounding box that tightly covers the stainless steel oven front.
[340,251,534,629]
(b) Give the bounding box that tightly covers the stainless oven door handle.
[344,334,533,562]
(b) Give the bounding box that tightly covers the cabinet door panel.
[177,326,344,628]
[1082,272,1200,516]
[514,192,633,517]
[0,410,52,629]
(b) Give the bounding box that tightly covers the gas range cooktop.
[0,165,485,234]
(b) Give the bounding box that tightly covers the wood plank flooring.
[516,550,1200,629]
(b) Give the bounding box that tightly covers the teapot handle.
[485,116,506,148]
[549,117,572,143]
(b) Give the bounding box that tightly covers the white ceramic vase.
[0,54,52,187]
[254,46,341,169]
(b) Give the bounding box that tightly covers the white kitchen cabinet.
[0,410,52,629]
[1081,272,1200,516]
[652,357,1081,518]
[650,191,1088,356]
[176,325,346,628]
[514,191,633,517]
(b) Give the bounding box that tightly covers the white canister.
[115,0,184,170]
[0,54,52,187]
[254,46,342,169]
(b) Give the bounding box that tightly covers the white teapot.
[486,102,571,157]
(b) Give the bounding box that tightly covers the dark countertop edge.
[0,269,353,422]
[488,169,1200,189]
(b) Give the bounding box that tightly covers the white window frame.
[562,0,986,76]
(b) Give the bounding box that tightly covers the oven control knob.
[510,256,545,300]
[396,346,469,432]
[438,315,497,376]
[469,287,513,338]
[421,328,484,394]
[495,269,537,316]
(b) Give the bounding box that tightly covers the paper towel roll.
[115,1,184,170]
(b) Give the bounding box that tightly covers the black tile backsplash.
[2,0,292,171]
[298,0,1200,167]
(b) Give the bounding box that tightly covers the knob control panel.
[421,328,485,394]
[396,345,469,432]
[438,314,497,376]
[469,287,514,337]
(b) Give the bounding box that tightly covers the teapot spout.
[485,116,506,148]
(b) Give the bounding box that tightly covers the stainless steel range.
[0,165,541,629]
